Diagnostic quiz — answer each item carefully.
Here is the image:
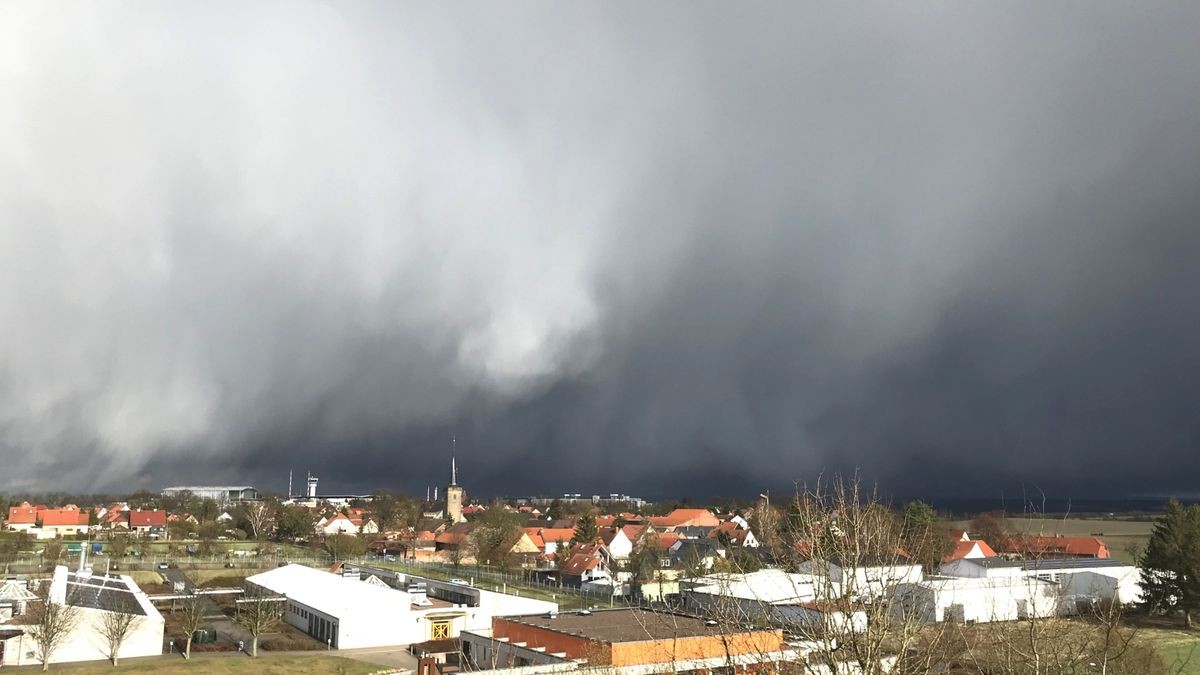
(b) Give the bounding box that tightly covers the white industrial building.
[939,557,1143,605]
[161,485,259,503]
[1,566,164,667]
[796,557,925,600]
[680,570,867,632]
[245,564,557,649]
[891,576,1061,624]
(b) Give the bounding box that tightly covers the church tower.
[446,455,465,523]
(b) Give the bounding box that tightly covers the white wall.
[607,532,633,560]
[892,578,1060,624]
[1061,570,1143,606]
[938,559,1021,579]
[832,564,924,600]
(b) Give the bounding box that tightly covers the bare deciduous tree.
[177,594,207,660]
[243,501,275,540]
[25,582,81,672]
[235,587,284,657]
[99,610,142,666]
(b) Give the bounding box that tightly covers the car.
[225,562,235,568]
[450,578,470,586]
[157,562,170,570]
[384,555,397,562]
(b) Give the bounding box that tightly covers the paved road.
[338,646,419,671]
[161,568,227,619]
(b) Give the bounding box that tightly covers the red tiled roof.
[649,508,720,529]
[6,503,37,525]
[39,506,89,527]
[523,528,546,549]
[999,535,1110,558]
[560,543,608,576]
[656,533,682,550]
[128,509,167,528]
[621,524,647,542]
[536,528,575,545]
[942,539,998,563]
[435,531,468,546]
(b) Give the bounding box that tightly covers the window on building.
[431,620,451,640]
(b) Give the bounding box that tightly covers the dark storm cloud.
[2,2,1199,501]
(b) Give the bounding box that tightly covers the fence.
[351,556,676,611]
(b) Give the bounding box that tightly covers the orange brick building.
[465,608,791,672]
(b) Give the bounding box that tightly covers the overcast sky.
[2,2,1199,502]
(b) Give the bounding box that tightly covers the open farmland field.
[949,516,1154,563]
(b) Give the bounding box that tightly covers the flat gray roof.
[502,609,754,643]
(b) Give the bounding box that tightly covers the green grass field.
[1138,627,1200,674]
[949,516,1154,563]
[31,655,386,674]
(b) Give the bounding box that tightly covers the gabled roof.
[128,509,167,528]
[621,524,647,541]
[39,506,89,527]
[649,508,720,529]
[942,539,997,563]
[601,527,632,547]
[656,533,683,550]
[435,531,469,546]
[561,542,610,576]
[523,528,546,549]
[6,503,37,525]
[562,553,604,576]
[998,535,1110,558]
[536,528,576,545]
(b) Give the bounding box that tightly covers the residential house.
[4,503,37,533]
[670,539,725,572]
[523,527,575,556]
[506,531,542,567]
[674,525,716,539]
[36,506,91,539]
[996,535,1111,559]
[318,513,362,536]
[942,539,997,564]
[127,509,167,538]
[434,523,475,552]
[600,527,634,560]
[559,542,614,587]
[647,508,721,530]
[709,520,760,548]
